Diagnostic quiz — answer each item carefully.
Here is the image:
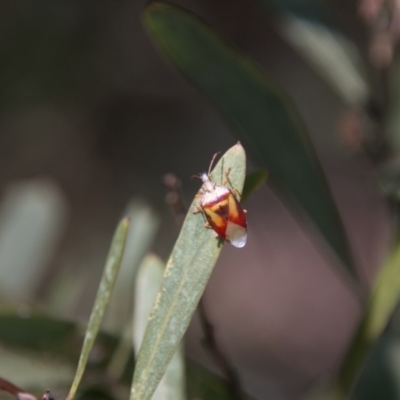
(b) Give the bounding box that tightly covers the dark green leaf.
[0,314,76,356]
[351,327,400,400]
[339,240,400,392]
[143,2,355,277]
[241,169,268,202]
[256,0,338,30]
[186,361,255,400]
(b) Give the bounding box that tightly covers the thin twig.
[0,376,37,400]
[198,299,243,399]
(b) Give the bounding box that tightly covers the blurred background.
[0,0,396,399]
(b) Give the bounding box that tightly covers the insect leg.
[194,206,210,227]
[223,168,243,198]
[223,167,232,187]
[193,205,203,214]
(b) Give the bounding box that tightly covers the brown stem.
[0,376,37,400]
[0,376,24,395]
[198,299,243,400]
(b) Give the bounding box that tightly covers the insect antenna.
[207,151,221,175]
[190,174,203,181]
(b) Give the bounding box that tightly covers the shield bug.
[194,153,247,248]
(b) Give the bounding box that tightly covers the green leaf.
[187,361,255,400]
[255,0,338,30]
[133,254,185,400]
[67,217,130,400]
[0,314,77,356]
[142,2,356,278]
[339,239,400,392]
[0,313,120,365]
[351,328,400,400]
[0,345,75,391]
[241,169,268,203]
[130,143,246,400]
[384,59,400,155]
[186,360,257,400]
[278,17,368,106]
[301,385,343,400]
[105,199,159,333]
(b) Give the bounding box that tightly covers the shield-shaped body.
[199,173,247,248]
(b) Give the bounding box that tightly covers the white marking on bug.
[200,173,229,205]
[196,161,247,248]
[225,221,247,248]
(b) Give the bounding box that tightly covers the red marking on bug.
[194,153,247,248]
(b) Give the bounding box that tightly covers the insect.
[194,153,247,248]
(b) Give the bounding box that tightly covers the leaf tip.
[230,141,246,161]
[121,216,131,227]
[142,0,168,19]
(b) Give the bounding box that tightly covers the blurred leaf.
[186,361,257,400]
[0,313,256,398]
[351,327,400,400]
[0,178,67,302]
[384,59,400,155]
[303,385,343,400]
[133,254,185,400]
[339,239,400,392]
[106,203,160,379]
[0,346,74,391]
[46,264,90,320]
[0,313,129,376]
[278,16,368,106]
[133,255,166,350]
[130,143,246,400]
[143,2,356,277]
[187,362,237,400]
[379,59,400,195]
[255,0,337,29]
[105,200,159,333]
[121,201,160,283]
[105,316,133,382]
[67,217,130,400]
[241,169,268,202]
[0,314,77,356]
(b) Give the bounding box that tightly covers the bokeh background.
[0,0,395,399]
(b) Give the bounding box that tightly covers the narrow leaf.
[133,254,185,400]
[256,0,337,29]
[105,199,159,333]
[67,217,130,400]
[130,143,246,400]
[0,313,129,379]
[143,2,355,277]
[339,239,400,392]
[278,16,368,106]
[105,316,134,381]
[351,328,400,400]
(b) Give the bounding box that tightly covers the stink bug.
[194,153,247,248]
